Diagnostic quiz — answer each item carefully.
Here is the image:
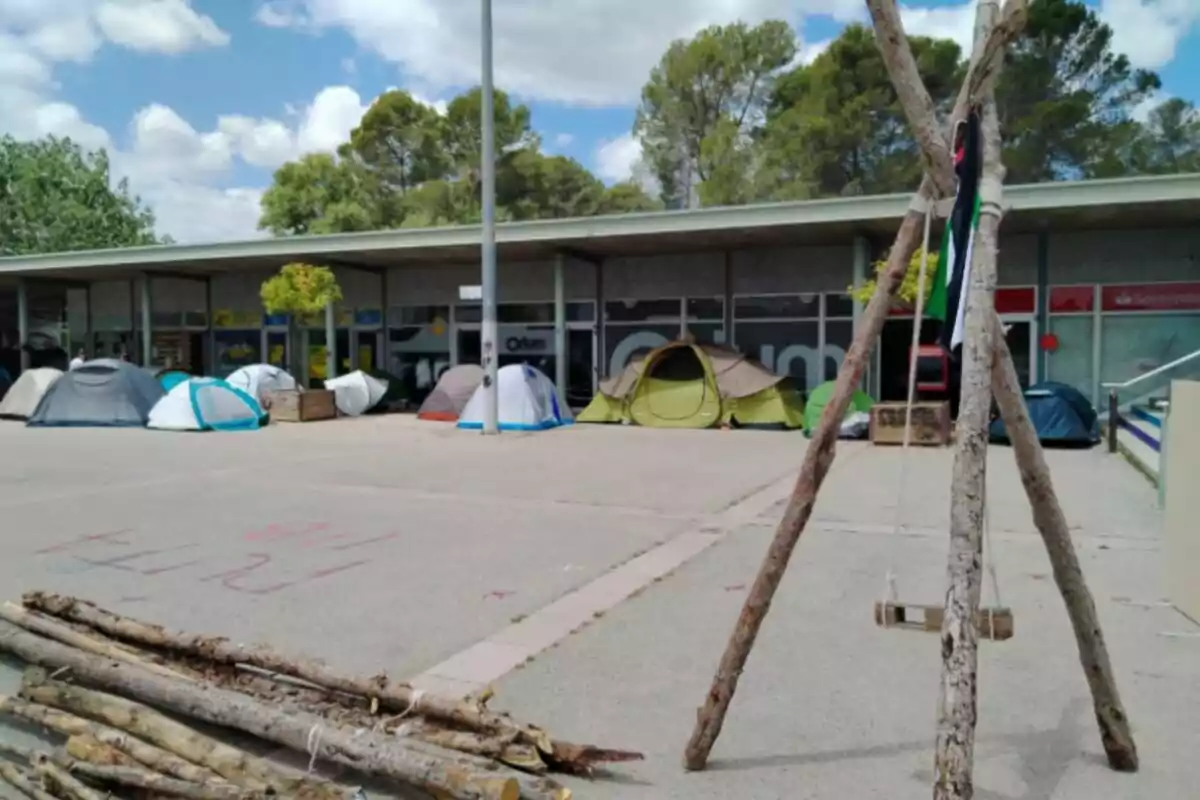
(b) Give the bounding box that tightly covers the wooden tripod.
[681,0,1139,796]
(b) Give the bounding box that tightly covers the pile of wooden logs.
[0,593,642,800]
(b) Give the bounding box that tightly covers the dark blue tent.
[990,381,1100,446]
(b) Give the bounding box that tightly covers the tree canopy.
[260,263,344,317]
[260,87,662,235]
[0,135,164,256]
[633,0,1196,207]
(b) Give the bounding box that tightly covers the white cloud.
[899,2,975,54]
[1099,0,1199,69]
[253,0,863,106]
[553,133,574,148]
[94,0,229,54]
[593,133,642,183]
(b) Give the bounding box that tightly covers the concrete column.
[324,301,337,382]
[1035,229,1050,384]
[852,235,871,394]
[16,278,29,373]
[204,276,215,375]
[722,251,734,347]
[594,259,606,384]
[83,283,93,358]
[851,235,869,334]
[553,253,567,400]
[379,269,390,371]
[128,279,136,361]
[140,276,152,367]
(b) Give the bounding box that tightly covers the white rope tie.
[305,724,324,773]
[882,202,935,620]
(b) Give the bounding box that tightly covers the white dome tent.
[0,368,63,420]
[325,371,388,417]
[148,378,266,432]
[225,364,298,403]
[456,364,573,431]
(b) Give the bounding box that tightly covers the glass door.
[1000,316,1036,389]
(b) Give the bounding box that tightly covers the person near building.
[69,348,86,370]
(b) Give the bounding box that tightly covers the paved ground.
[0,415,1195,799]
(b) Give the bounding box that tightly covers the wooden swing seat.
[874,601,1014,641]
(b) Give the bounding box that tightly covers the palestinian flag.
[927,108,982,352]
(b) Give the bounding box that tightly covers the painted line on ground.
[407,468,801,697]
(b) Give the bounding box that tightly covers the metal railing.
[1102,347,1200,452]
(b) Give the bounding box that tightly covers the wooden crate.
[264,389,336,422]
[870,401,951,446]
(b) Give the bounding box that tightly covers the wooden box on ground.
[264,389,336,422]
[870,401,951,446]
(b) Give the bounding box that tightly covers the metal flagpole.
[479,0,499,434]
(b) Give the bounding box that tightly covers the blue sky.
[2,0,1195,242]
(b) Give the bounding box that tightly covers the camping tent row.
[0,361,398,429]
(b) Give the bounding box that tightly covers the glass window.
[733,320,822,391]
[1100,313,1200,388]
[389,324,451,405]
[1046,316,1095,402]
[686,297,723,321]
[184,311,208,328]
[824,320,854,381]
[734,294,820,320]
[213,330,261,377]
[824,293,855,319]
[498,303,554,323]
[568,302,595,322]
[391,305,450,326]
[603,324,678,379]
[605,299,681,323]
[454,304,481,324]
[687,323,728,347]
[151,311,182,328]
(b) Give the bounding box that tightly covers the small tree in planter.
[260,263,343,387]
[849,246,940,311]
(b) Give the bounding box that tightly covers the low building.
[0,172,1197,409]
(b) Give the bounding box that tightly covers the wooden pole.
[987,319,1139,770]
[0,623,546,800]
[20,593,637,776]
[866,0,1138,775]
[680,3,1029,772]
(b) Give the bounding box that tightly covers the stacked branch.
[1,593,644,800]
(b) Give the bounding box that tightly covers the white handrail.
[1101,347,1200,391]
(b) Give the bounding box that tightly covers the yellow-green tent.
[577,342,804,430]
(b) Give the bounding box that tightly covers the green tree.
[341,90,447,196]
[633,20,796,208]
[997,0,1160,182]
[0,135,163,255]
[599,181,664,214]
[258,153,390,235]
[260,263,344,379]
[762,24,963,198]
[849,247,941,309]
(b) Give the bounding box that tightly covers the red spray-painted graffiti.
[33,522,397,597]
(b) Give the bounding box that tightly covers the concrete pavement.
[0,416,1193,799]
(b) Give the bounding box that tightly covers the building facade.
[1,176,1198,410]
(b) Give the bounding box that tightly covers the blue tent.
[989,381,1099,445]
[27,359,165,427]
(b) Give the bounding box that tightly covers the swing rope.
[880,198,1005,631]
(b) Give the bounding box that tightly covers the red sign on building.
[1100,282,1200,312]
[1048,286,1095,313]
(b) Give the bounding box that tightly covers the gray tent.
[27,359,166,428]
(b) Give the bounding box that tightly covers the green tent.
[577,342,804,430]
[803,379,874,436]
